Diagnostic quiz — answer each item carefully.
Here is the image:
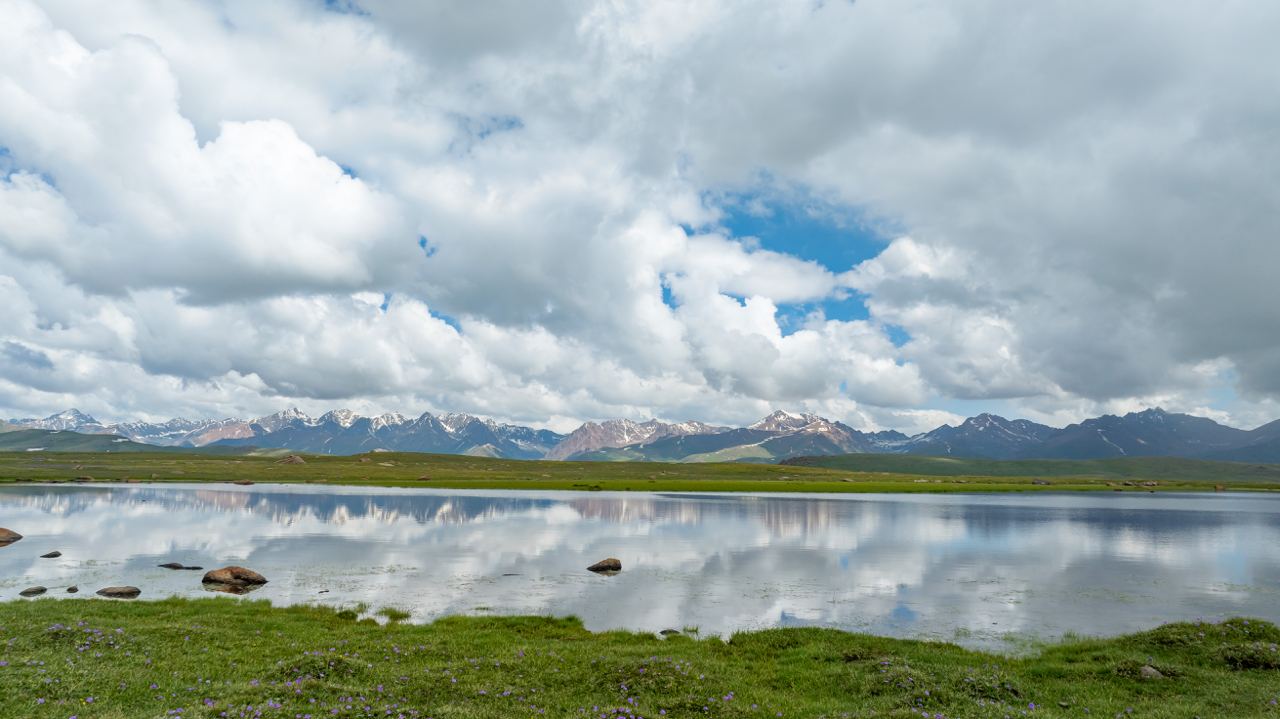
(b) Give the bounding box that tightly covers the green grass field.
[786,453,1280,483]
[0,598,1276,718]
[2,450,1278,493]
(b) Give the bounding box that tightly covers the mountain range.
[6,407,1280,463]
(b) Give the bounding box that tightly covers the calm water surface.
[2,484,1278,648]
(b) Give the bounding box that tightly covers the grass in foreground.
[4,451,1278,494]
[0,599,1278,718]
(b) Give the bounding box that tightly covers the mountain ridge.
[8,406,1280,462]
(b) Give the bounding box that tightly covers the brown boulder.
[0,528,22,546]
[587,557,622,573]
[96,586,141,599]
[202,566,268,586]
[19,586,47,597]
[66,586,79,594]
[232,480,254,486]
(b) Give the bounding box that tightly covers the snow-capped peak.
[320,409,360,428]
[11,408,103,432]
[439,413,483,433]
[750,410,820,432]
[370,412,408,430]
[253,408,313,432]
[668,420,723,435]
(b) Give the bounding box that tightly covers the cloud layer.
[1,0,1277,432]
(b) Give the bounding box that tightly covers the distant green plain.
[1,450,1278,493]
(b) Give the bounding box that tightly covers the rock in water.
[66,586,79,594]
[0,528,22,546]
[159,562,204,570]
[96,586,141,599]
[204,582,262,595]
[41,550,62,558]
[202,566,268,586]
[587,557,622,573]
[19,586,47,597]
[232,480,254,486]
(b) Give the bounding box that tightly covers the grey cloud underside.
[0,0,1278,429]
[9,406,1280,463]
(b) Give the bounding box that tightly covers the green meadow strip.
[0,598,1277,718]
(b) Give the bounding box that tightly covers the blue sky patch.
[774,297,869,333]
[431,309,462,332]
[883,324,911,347]
[321,0,368,15]
[697,184,904,334]
[713,185,893,273]
[660,280,677,310]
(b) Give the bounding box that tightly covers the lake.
[2,483,1278,648]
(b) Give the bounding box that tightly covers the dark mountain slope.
[1033,408,1249,459]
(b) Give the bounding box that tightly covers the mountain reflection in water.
[1,484,1278,649]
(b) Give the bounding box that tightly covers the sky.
[1,0,1278,434]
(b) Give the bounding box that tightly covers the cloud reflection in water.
[1,484,1277,648]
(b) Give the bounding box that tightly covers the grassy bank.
[786,454,1280,484]
[3,451,1278,493]
[0,599,1276,718]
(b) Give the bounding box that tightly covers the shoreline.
[4,477,1275,498]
